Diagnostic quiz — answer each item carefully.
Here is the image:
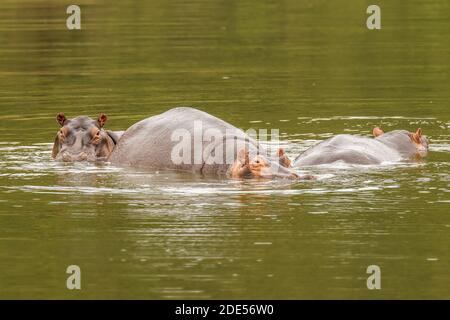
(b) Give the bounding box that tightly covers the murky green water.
[0,0,449,299]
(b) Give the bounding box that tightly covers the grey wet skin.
[376,129,429,157]
[293,128,429,166]
[52,113,118,162]
[52,107,301,179]
[108,107,300,179]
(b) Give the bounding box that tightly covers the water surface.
[0,0,449,299]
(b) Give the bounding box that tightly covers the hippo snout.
[59,151,89,162]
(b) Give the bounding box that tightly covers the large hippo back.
[108,107,260,174]
[293,134,402,166]
[375,130,417,157]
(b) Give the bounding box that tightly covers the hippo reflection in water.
[286,127,429,167]
[52,107,303,180]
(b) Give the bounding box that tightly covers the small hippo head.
[408,128,429,155]
[230,149,299,179]
[52,113,115,162]
[373,127,429,157]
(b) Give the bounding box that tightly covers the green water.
[0,0,449,299]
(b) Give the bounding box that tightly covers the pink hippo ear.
[229,148,251,178]
[277,148,292,167]
[97,113,108,128]
[373,127,384,137]
[411,128,423,143]
[237,148,250,165]
[415,128,423,137]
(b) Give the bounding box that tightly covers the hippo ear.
[237,148,249,165]
[373,127,384,137]
[97,113,108,128]
[52,135,60,159]
[411,128,423,143]
[277,148,292,168]
[56,113,67,127]
[415,128,422,138]
[229,148,252,178]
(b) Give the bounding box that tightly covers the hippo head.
[373,127,429,157]
[230,149,299,179]
[408,128,429,155]
[52,113,115,162]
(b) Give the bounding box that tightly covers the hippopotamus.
[52,107,303,179]
[52,113,123,162]
[287,127,429,166]
[108,107,300,179]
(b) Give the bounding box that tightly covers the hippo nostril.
[59,152,89,162]
[76,153,88,161]
[61,153,72,162]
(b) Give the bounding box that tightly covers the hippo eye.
[256,160,260,164]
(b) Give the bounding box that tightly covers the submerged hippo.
[289,127,429,166]
[52,107,303,179]
[108,107,300,179]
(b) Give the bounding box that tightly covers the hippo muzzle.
[56,149,96,162]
